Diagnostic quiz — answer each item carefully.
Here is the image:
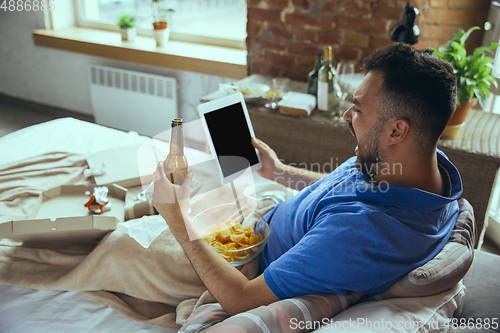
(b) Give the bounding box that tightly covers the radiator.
[89,65,178,137]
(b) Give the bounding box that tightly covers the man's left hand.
[152,161,196,240]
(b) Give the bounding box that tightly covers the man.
[152,43,462,316]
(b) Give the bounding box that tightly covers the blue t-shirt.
[260,150,463,300]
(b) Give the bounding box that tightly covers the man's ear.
[386,118,410,146]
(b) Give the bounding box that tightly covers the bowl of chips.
[192,203,271,266]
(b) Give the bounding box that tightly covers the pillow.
[315,282,465,333]
[367,198,476,300]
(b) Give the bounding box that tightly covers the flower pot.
[441,97,478,140]
[152,21,168,30]
[448,98,478,126]
[153,22,170,47]
[120,27,137,42]
[441,123,465,140]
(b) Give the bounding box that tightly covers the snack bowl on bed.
[192,203,271,267]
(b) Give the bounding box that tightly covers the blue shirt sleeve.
[263,212,381,299]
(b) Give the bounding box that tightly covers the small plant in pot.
[151,0,174,47]
[117,12,138,42]
[433,26,498,139]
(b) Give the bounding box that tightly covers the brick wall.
[246,0,492,80]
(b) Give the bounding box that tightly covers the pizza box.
[86,143,216,189]
[0,184,126,242]
[87,145,147,188]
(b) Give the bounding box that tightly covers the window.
[76,0,247,49]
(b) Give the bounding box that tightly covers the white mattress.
[0,118,184,332]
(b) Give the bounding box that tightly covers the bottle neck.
[323,46,332,67]
[169,124,184,155]
[315,54,323,70]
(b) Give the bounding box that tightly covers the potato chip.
[203,219,264,262]
[250,234,262,245]
[230,233,245,243]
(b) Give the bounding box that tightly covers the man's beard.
[349,122,385,177]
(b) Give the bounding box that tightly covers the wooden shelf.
[33,27,248,79]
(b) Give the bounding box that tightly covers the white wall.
[0,10,233,123]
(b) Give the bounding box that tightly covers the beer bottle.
[164,118,188,185]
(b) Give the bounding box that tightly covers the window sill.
[32,27,248,79]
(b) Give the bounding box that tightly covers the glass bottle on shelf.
[317,46,337,116]
[164,118,188,185]
[307,53,323,96]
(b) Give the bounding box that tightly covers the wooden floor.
[0,93,499,256]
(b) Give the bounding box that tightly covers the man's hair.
[363,43,457,151]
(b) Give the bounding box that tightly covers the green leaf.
[474,67,491,80]
[473,56,493,66]
[474,87,488,108]
[472,43,499,56]
[467,53,485,67]
[451,41,466,64]
[491,77,498,89]
[478,79,490,91]
[452,29,465,43]
[465,78,476,86]
[433,49,444,59]
[460,26,480,45]
[117,12,137,28]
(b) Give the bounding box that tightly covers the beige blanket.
[0,152,258,328]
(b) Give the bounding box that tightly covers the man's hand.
[252,137,284,181]
[252,137,326,190]
[152,159,278,315]
[152,161,197,241]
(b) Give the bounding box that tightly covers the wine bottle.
[307,53,323,96]
[317,46,337,116]
[164,118,188,185]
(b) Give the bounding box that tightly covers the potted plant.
[433,26,498,139]
[117,12,138,42]
[151,0,174,47]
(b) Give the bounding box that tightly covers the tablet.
[197,93,262,184]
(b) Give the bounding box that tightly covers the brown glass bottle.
[164,118,188,185]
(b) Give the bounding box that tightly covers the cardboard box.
[87,145,147,188]
[0,184,126,242]
[86,143,216,189]
[124,185,155,220]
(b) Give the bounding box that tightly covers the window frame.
[74,0,246,50]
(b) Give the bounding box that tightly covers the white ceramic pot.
[120,27,137,42]
[153,28,170,47]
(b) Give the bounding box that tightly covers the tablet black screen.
[204,102,259,178]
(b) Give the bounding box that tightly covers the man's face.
[343,71,386,176]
